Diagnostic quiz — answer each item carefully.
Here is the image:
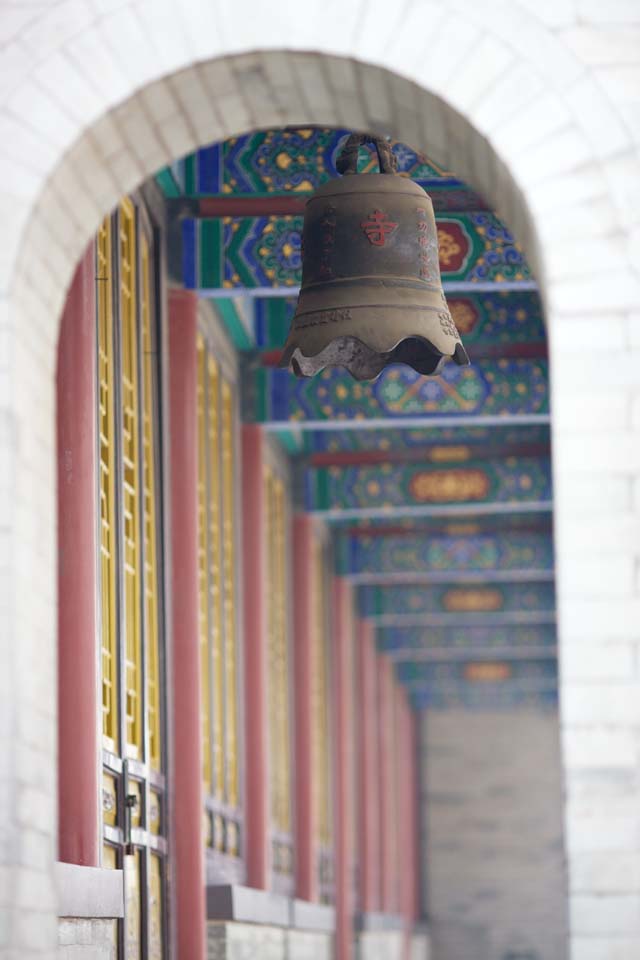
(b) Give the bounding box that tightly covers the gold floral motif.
[437,227,462,266]
[464,662,511,682]
[449,300,477,334]
[443,588,503,612]
[410,468,489,503]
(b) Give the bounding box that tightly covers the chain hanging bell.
[279,133,470,381]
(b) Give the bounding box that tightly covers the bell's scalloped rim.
[279,335,470,382]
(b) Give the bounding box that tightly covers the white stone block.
[560,643,636,680]
[473,60,544,136]
[560,553,635,599]
[563,684,640,725]
[563,728,639,770]
[560,604,640,640]
[384,2,447,71]
[64,23,131,107]
[571,852,640,894]
[571,895,640,935]
[319,57,366,132]
[597,65,640,106]
[133,0,193,76]
[571,938,640,960]
[562,26,640,65]
[411,16,481,97]
[289,54,336,125]
[551,387,630,432]
[445,33,513,113]
[566,812,640,853]
[554,431,640,473]
[577,0,640,22]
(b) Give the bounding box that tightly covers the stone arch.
[2,6,640,957]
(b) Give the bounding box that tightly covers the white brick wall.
[0,2,638,957]
[421,710,567,960]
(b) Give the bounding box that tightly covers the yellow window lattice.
[119,198,143,759]
[265,469,291,834]
[312,538,332,848]
[196,337,212,792]
[97,216,119,753]
[125,849,142,960]
[207,357,224,803]
[221,379,238,807]
[141,235,162,772]
[149,854,164,960]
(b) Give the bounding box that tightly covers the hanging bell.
[279,134,470,381]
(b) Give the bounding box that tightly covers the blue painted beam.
[377,624,557,656]
[410,685,558,711]
[370,611,556,627]
[335,531,554,576]
[397,657,557,687]
[359,581,555,618]
[303,457,552,513]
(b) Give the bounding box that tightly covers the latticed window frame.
[263,439,295,896]
[196,300,246,886]
[97,195,169,960]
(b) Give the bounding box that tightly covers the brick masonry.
[57,919,117,960]
[421,710,567,960]
[206,921,332,959]
[0,3,639,958]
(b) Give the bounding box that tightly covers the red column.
[406,701,421,924]
[293,514,316,902]
[242,424,269,890]
[378,655,398,914]
[168,289,205,960]
[333,578,355,960]
[357,620,381,914]
[57,244,99,867]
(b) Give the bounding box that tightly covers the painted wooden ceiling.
[158,127,556,710]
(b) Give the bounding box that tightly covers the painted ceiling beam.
[384,646,557,662]
[314,501,554,522]
[303,441,549,468]
[302,457,552,513]
[335,530,554,577]
[410,685,558,710]
[397,658,557,686]
[347,569,555,585]
[244,362,549,425]
[377,623,556,652]
[358,581,555,617]
[332,507,552,536]
[368,611,556,627]
[262,414,551,433]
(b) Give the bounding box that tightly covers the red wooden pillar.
[57,244,100,867]
[378,655,398,914]
[293,514,316,901]
[357,620,381,914]
[406,701,421,924]
[168,289,205,960]
[333,578,355,960]
[242,424,270,890]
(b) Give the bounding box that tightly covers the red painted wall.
[333,578,355,960]
[357,620,381,914]
[168,289,205,960]
[242,424,270,890]
[293,514,316,902]
[57,243,99,866]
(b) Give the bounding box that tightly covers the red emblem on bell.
[361,209,398,247]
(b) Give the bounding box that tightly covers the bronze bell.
[280,134,470,381]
